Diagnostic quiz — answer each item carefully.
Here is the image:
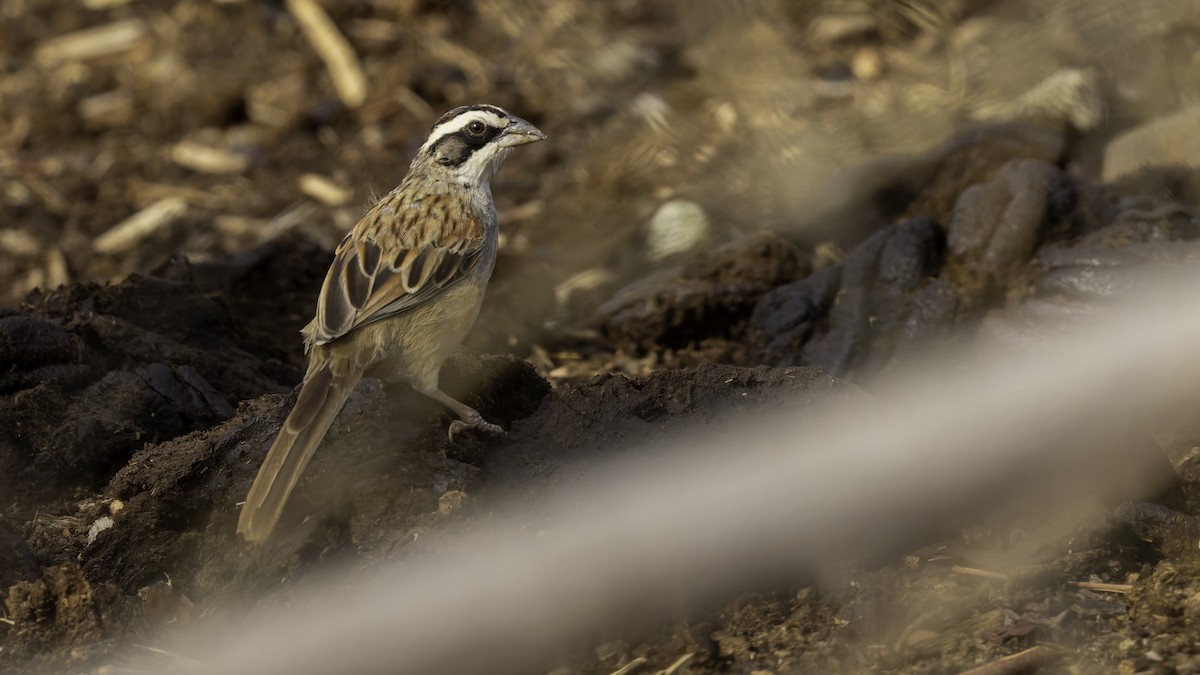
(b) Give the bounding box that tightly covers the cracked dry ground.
[4,121,1200,674]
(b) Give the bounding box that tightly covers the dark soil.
[5,1,1200,674]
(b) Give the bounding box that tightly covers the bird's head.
[413,104,545,188]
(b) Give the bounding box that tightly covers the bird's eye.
[466,121,486,136]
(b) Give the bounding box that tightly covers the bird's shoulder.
[353,181,488,255]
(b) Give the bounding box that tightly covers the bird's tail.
[238,355,362,542]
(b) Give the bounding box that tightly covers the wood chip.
[94,198,188,254]
[171,141,250,174]
[1,180,32,206]
[44,248,70,288]
[808,14,878,45]
[554,268,615,306]
[214,215,270,239]
[957,645,1058,675]
[79,90,135,129]
[287,0,368,108]
[129,181,226,209]
[298,173,351,206]
[0,229,40,256]
[609,656,648,675]
[246,72,309,127]
[263,201,322,242]
[950,565,1009,581]
[497,199,543,223]
[0,113,31,149]
[20,174,68,213]
[17,267,45,296]
[1075,581,1133,594]
[658,652,694,675]
[35,19,148,65]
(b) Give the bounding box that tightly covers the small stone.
[438,489,469,515]
[851,47,885,80]
[712,101,738,136]
[645,200,710,262]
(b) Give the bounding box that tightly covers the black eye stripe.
[430,125,503,163]
[426,107,509,166]
[460,125,501,146]
[432,136,471,166]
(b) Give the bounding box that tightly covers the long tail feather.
[238,357,361,542]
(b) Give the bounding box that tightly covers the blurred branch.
[287,0,368,109]
[34,19,147,65]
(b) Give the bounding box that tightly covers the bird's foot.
[448,416,505,442]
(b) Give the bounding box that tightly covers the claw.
[447,417,504,442]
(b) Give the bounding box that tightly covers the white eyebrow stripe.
[420,110,510,152]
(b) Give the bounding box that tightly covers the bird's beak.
[498,117,546,147]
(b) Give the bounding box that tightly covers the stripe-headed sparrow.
[238,104,545,542]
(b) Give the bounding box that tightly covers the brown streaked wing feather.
[349,244,481,332]
[405,249,430,291]
[308,203,487,346]
[358,238,381,275]
[314,252,354,341]
[342,239,378,308]
[432,251,460,285]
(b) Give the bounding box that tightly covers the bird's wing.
[306,200,487,347]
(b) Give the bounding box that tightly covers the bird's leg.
[418,385,504,441]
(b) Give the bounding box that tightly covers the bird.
[238,104,545,542]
